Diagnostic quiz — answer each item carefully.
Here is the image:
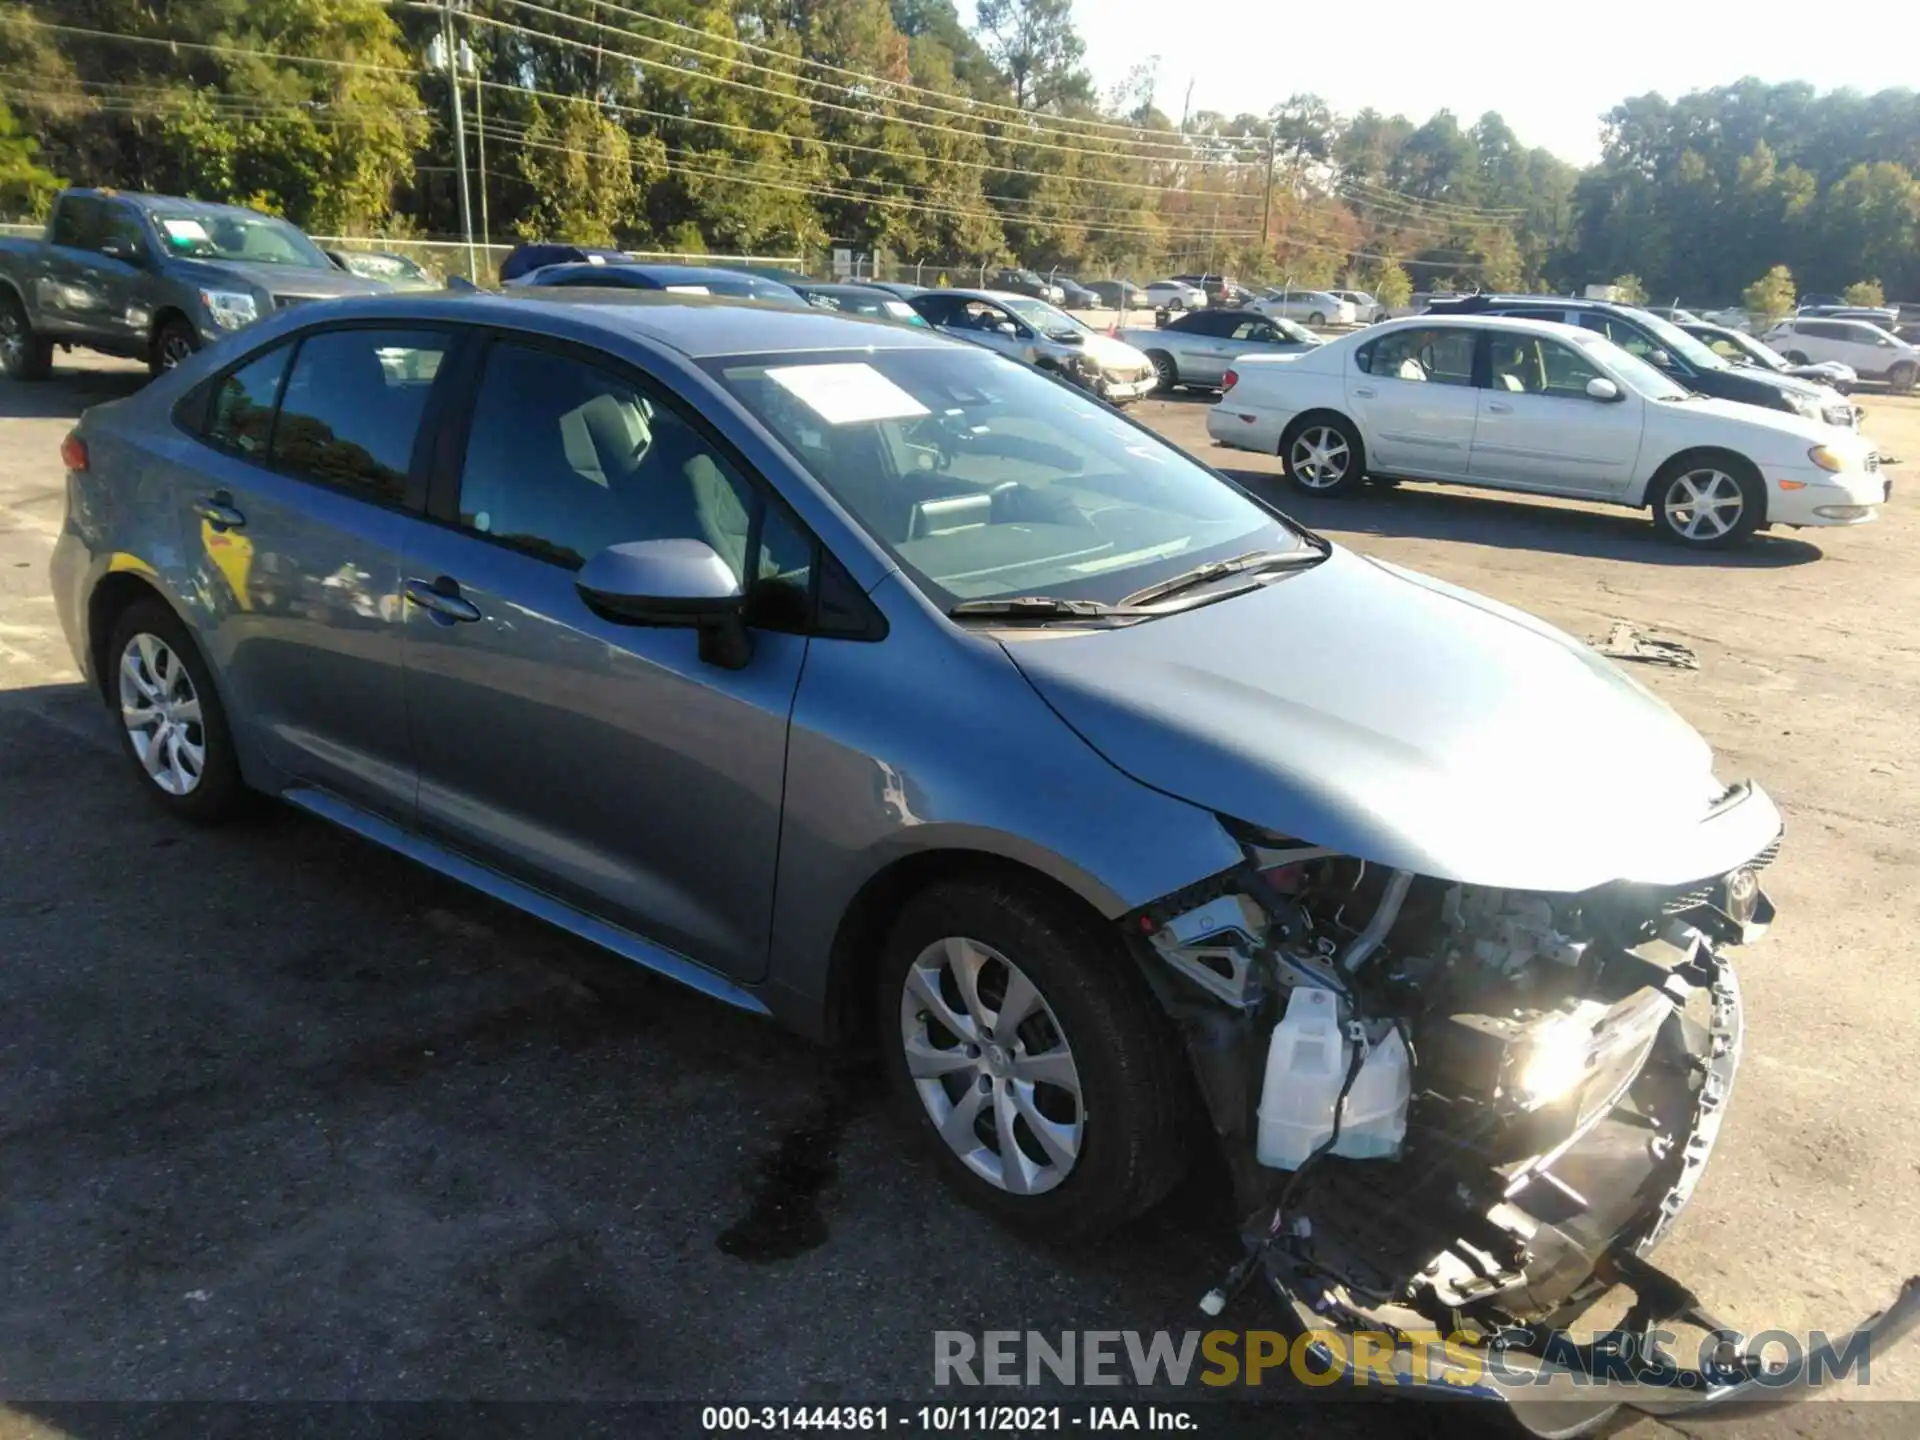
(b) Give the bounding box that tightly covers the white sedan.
[1144,280,1208,311]
[1206,315,1887,549]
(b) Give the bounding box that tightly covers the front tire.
[1281,414,1365,496]
[1785,350,1810,365]
[1146,349,1178,392]
[0,291,52,380]
[150,316,199,376]
[878,876,1191,1242]
[106,597,248,822]
[1890,362,1916,395]
[1651,456,1763,549]
[1308,311,1327,327]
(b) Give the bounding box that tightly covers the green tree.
[1743,264,1797,322]
[1611,272,1647,303]
[974,0,1091,112]
[0,99,60,216]
[513,99,653,245]
[1372,260,1412,309]
[1843,279,1886,306]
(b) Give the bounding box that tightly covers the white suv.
[1763,318,1918,393]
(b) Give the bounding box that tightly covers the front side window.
[270,328,449,503]
[1487,333,1606,397]
[455,342,801,603]
[1359,326,1476,385]
[708,348,1305,608]
[1231,320,1281,342]
[204,343,291,456]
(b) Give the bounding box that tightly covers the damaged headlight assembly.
[1128,815,1920,1429]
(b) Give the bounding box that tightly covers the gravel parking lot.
[2,355,1917,1437]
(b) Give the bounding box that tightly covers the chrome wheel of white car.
[118,632,206,796]
[1287,423,1356,491]
[1654,460,1761,548]
[899,935,1084,1196]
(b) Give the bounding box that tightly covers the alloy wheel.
[118,633,206,796]
[1290,425,1352,488]
[158,331,195,370]
[0,309,23,373]
[1663,468,1745,542]
[899,935,1084,1196]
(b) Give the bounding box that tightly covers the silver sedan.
[1116,308,1320,390]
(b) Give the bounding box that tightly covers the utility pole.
[472,47,490,253]
[1260,130,1277,248]
[1179,77,1194,133]
[437,0,476,282]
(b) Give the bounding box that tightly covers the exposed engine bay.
[1130,824,1792,1387]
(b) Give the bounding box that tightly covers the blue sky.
[1071,0,1917,163]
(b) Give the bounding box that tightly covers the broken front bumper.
[1255,946,1920,1429]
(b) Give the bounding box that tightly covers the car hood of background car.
[169,258,392,298]
[996,545,1770,894]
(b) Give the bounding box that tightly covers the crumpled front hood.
[999,547,1765,893]
[1074,331,1152,372]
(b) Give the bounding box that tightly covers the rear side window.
[1359,326,1475,385]
[205,343,291,456]
[270,329,448,504]
[49,196,102,249]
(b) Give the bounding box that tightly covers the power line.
[483,0,1221,160]
[1339,173,1524,219]
[458,8,1263,172]
[551,0,1210,146]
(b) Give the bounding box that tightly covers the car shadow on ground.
[1219,468,1828,568]
[0,367,147,421]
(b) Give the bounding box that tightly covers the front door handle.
[404,576,482,623]
[193,493,245,531]
[1353,386,1376,398]
[1486,401,1514,414]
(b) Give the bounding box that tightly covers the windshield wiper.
[948,596,1148,623]
[1119,546,1325,608]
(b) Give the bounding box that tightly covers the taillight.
[1222,368,1238,391]
[60,430,88,471]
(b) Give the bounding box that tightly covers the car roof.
[277,290,958,359]
[925,288,1045,304]
[70,189,281,221]
[1364,314,1607,340]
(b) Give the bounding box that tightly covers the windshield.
[1271,317,1316,344]
[707,347,1304,608]
[1706,328,1787,371]
[1574,330,1691,400]
[1623,306,1727,371]
[1001,297,1082,334]
[146,207,331,269]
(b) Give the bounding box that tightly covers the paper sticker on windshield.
[160,218,210,246]
[884,301,916,318]
[664,284,711,295]
[767,363,930,425]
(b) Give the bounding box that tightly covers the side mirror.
[1585,376,1622,402]
[996,321,1019,337]
[1649,348,1674,369]
[101,238,146,266]
[575,538,752,669]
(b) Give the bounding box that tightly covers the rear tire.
[877,876,1192,1242]
[1146,350,1178,392]
[1785,350,1810,365]
[1281,414,1365,497]
[105,597,249,823]
[1650,454,1763,549]
[150,316,199,376]
[1309,311,1327,327]
[0,291,52,381]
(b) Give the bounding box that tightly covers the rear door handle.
[1486,401,1514,414]
[193,493,245,531]
[1354,386,1376,398]
[404,576,482,623]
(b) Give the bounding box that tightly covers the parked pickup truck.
[0,188,389,380]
